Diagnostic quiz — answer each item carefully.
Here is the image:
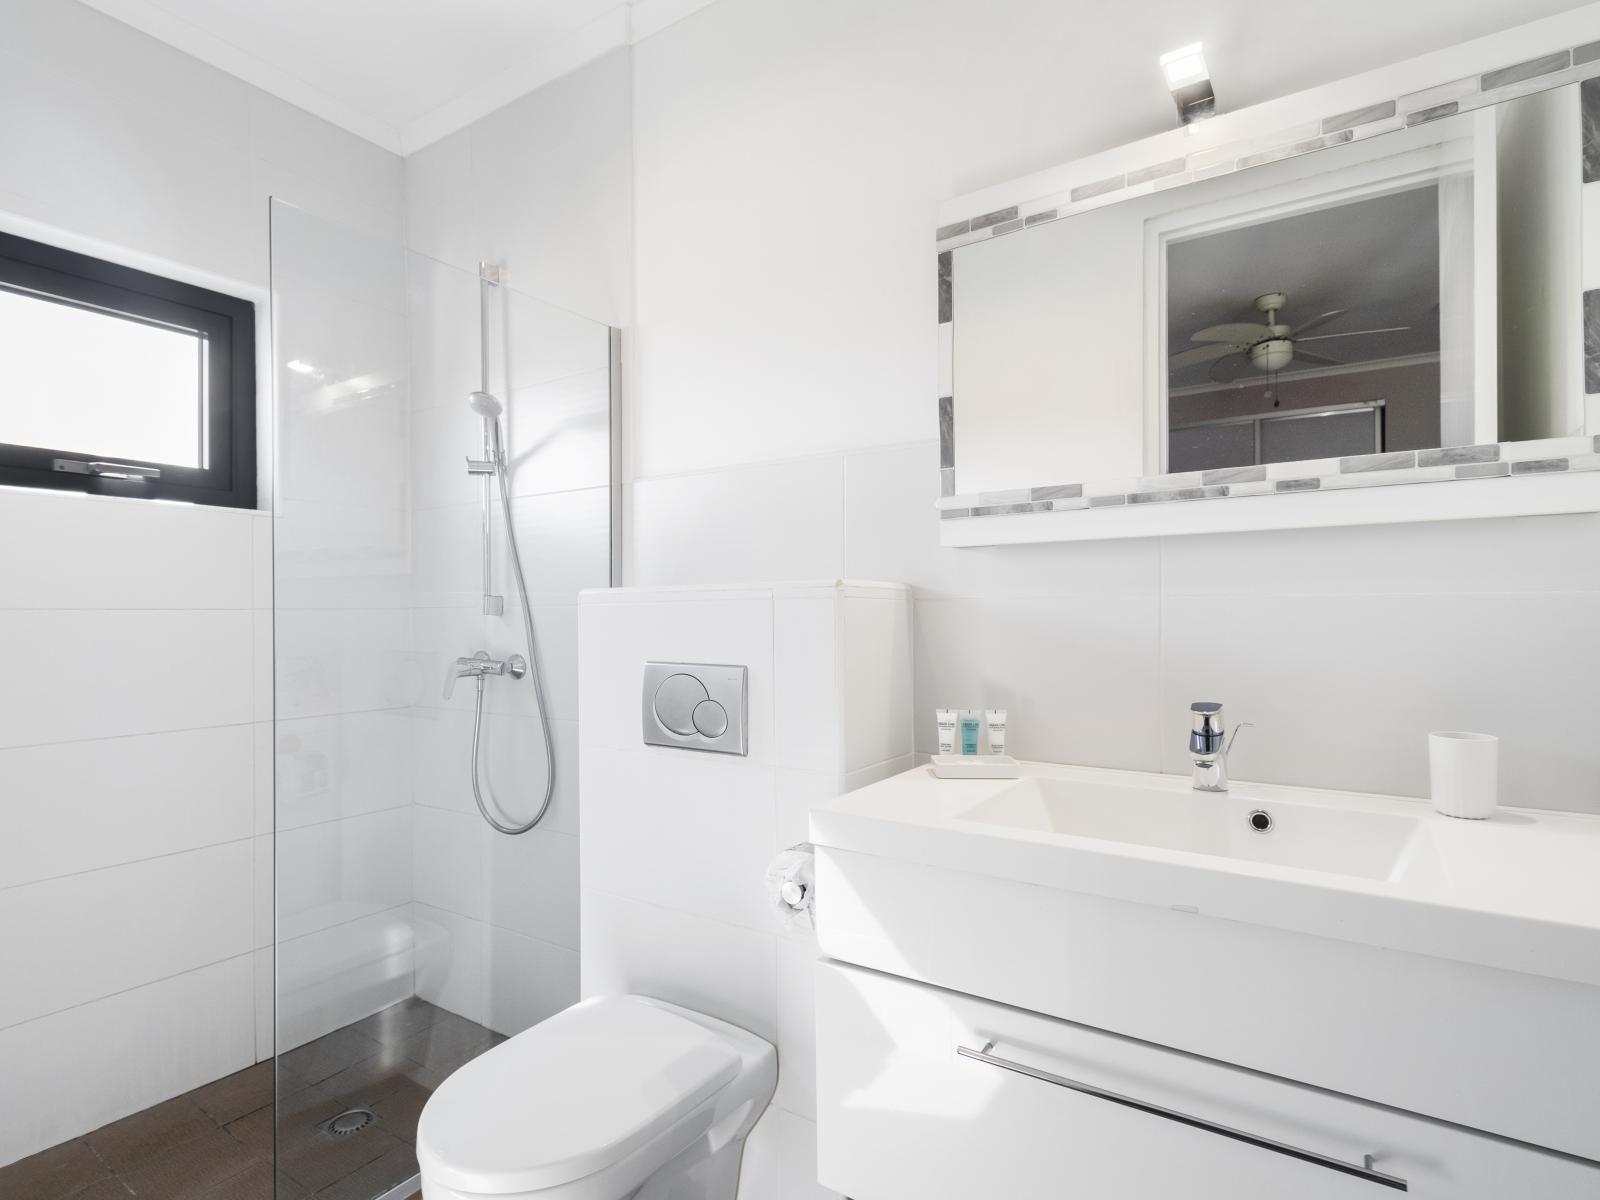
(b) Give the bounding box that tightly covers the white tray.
[930,753,1021,779]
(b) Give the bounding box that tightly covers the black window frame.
[0,229,256,509]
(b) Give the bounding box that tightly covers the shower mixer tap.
[443,650,527,700]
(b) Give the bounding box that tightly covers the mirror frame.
[936,11,1600,545]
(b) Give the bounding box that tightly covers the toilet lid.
[417,996,742,1194]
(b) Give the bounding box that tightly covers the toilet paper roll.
[764,843,815,932]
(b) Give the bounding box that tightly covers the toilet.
[416,996,777,1200]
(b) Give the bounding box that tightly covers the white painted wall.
[0,0,401,1165]
[578,582,914,1200]
[628,0,1600,822]
[399,49,630,1040]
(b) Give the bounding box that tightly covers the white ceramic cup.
[1428,731,1499,819]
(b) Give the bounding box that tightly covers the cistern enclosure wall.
[579,581,914,1199]
[626,0,1600,815]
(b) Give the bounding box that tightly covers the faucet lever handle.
[1189,701,1224,754]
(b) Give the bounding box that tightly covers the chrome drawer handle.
[957,1042,1408,1192]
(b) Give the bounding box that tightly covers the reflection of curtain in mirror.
[1438,172,1476,446]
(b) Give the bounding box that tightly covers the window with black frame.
[0,229,256,509]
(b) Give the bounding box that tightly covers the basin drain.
[322,1107,376,1137]
[1247,809,1273,833]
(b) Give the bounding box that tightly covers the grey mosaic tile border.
[936,33,1600,525]
[935,37,1600,252]
[938,437,1600,520]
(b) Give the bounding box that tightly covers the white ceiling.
[76,0,718,155]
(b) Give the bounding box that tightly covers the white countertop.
[810,761,1600,989]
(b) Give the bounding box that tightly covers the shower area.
[0,197,613,1200]
[268,200,616,1198]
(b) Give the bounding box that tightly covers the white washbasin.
[961,775,1426,881]
[809,760,1600,990]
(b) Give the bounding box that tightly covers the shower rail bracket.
[482,594,505,616]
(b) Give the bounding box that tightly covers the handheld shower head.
[468,390,503,418]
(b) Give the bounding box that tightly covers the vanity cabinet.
[816,960,1600,1199]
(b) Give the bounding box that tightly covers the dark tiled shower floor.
[0,999,500,1200]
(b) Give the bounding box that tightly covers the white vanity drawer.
[815,960,1600,1200]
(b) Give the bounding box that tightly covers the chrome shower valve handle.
[442,650,527,700]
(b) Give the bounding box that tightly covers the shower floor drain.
[322,1107,377,1137]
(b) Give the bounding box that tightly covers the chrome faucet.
[1189,701,1251,792]
[443,649,526,700]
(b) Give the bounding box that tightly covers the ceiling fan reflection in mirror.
[1169,292,1410,385]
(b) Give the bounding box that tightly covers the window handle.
[52,458,162,480]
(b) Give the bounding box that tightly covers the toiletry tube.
[936,709,957,756]
[1429,731,1498,819]
[959,709,981,755]
[985,709,1008,757]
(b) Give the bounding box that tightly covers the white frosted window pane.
[0,289,203,467]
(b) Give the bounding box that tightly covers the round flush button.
[692,699,729,738]
[653,673,709,736]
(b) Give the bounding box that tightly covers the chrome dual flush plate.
[642,662,748,755]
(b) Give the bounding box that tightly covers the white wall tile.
[276,807,413,942]
[413,902,486,1025]
[1162,591,1600,809]
[913,596,1162,769]
[276,906,414,1051]
[253,835,273,951]
[580,888,780,1041]
[0,841,254,1029]
[273,607,411,721]
[248,91,405,242]
[485,926,580,1038]
[1163,514,1600,597]
[0,490,255,610]
[583,747,777,933]
[411,402,485,511]
[504,368,614,498]
[774,598,841,772]
[775,769,843,852]
[253,946,274,1063]
[631,456,846,587]
[483,604,580,721]
[774,936,821,1121]
[488,829,581,949]
[0,609,253,748]
[410,710,579,836]
[253,720,274,835]
[504,287,616,397]
[467,50,633,326]
[413,804,487,920]
[0,725,254,889]
[840,595,914,773]
[274,709,411,831]
[494,487,613,603]
[0,955,255,1166]
[403,131,479,276]
[0,29,260,287]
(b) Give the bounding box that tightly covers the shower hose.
[468,449,555,836]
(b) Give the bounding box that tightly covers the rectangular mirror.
[938,36,1600,543]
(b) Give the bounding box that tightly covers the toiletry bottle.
[985,709,1008,758]
[959,709,981,755]
[936,709,957,756]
